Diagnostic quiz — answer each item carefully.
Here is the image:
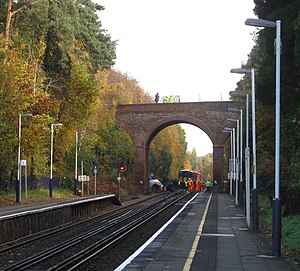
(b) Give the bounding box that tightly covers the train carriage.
[178,169,202,181]
[178,170,203,189]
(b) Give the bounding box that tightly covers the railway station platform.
[0,194,121,243]
[116,192,299,271]
[0,194,120,218]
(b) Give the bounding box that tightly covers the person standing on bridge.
[169,95,174,103]
[155,93,159,103]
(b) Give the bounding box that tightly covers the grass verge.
[259,195,300,264]
[0,189,74,207]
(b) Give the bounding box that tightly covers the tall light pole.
[246,18,281,257]
[75,131,78,195]
[50,123,62,198]
[227,118,239,206]
[223,127,234,195]
[75,131,85,196]
[17,113,33,203]
[231,68,258,231]
[229,92,250,229]
[229,108,243,207]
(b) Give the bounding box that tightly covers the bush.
[284,183,300,216]
[259,194,300,262]
[282,215,300,251]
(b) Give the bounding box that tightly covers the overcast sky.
[97,0,257,156]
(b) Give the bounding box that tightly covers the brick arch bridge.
[116,101,236,193]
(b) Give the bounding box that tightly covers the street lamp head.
[21,113,33,117]
[230,68,251,74]
[52,123,63,127]
[245,18,276,28]
[228,107,240,113]
[223,127,233,132]
[230,91,247,98]
[227,118,237,122]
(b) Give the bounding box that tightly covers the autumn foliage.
[0,0,206,192]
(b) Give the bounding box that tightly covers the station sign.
[78,175,90,182]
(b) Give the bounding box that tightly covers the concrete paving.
[118,192,299,271]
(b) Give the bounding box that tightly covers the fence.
[0,176,61,192]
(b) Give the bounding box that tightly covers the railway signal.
[119,161,125,172]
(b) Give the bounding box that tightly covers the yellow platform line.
[183,193,213,271]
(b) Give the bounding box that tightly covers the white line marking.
[201,233,234,237]
[218,216,245,220]
[257,254,277,259]
[114,193,200,271]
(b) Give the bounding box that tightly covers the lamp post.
[227,118,239,206]
[229,108,243,207]
[246,17,281,257]
[17,113,33,203]
[75,131,79,195]
[50,123,62,198]
[94,166,98,196]
[231,68,258,231]
[229,94,250,229]
[75,131,86,196]
[223,127,235,197]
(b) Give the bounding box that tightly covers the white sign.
[78,175,87,182]
[21,160,27,166]
[227,172,237,179]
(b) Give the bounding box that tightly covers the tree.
[76,0,116,71]
[150,125,187,180]
[187,148,200,171]
[0,37,56,188]
[237,0,300,214]
[0,0,191,197]
[200,154,213,180]
[1,0,42,47]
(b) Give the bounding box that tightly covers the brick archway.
[116,101,236,193]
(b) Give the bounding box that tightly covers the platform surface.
[117,192,299,271]
[0,194,117,220]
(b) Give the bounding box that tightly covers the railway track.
[0,191,194,270]
[0,192,163,254]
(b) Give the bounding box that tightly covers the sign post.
[117,173,121,201]
[94,166,97,196]
[87,176,90,196]
[78,175,86,196]
[20,160,27,201]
